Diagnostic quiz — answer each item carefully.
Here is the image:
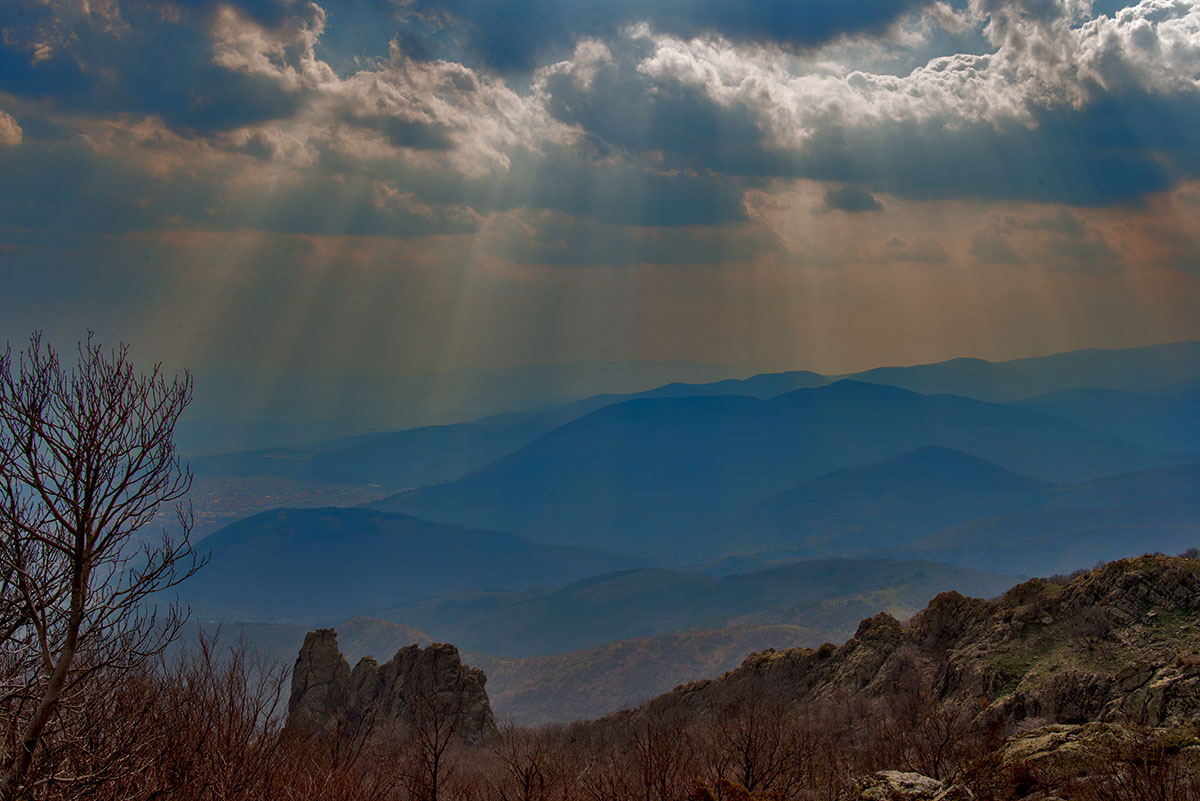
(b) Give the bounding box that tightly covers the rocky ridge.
[288,629,497,745]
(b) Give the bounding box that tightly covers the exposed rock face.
[288,630,498,745]
[643,555,1200,733]
[838,771,974,800]
[289,628,351,729]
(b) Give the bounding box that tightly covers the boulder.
[839,770,967,800]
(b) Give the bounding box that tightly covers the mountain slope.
[178,507,642,622]
[194,371,830,491]
[896,496,1200,576]
[473,625,824,725]
[376,381,1161,558]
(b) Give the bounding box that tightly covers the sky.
[2,0,1200,444]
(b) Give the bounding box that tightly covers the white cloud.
[537,39,616,91]
[211,2,337,92]
[0,110,22,146]
[634,0,1200,151]
[210,5,579,177]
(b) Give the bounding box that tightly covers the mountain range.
[194,341,1200,492]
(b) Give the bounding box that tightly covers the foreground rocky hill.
[640,554,1200,729]
[616,553,1200,798]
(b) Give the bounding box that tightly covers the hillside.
[1018,378,1200,456]
[177,507,642,622]
[377,558,1017,656]
[467,625,823,725]
[717,446,1054,557]
[715,453,1200,573]
[376,381,1161,558]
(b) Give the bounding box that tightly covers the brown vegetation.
[5,555,1200,800]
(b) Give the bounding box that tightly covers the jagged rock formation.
[288,629,498,744]
[643,555,1200,732]
[289,628,353,727]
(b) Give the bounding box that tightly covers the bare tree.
[394,687,469,801]
[491,721,565,801]
[0,332,203,799]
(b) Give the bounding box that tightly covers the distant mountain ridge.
[846,339,1200,401]
[375,381,1163,558]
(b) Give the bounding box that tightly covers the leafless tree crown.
[0,332,203,800]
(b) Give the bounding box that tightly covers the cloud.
[968,209,1124,271]
[419,0,927,72]
[488,210,779,265]
[0,111,21,146]
[876,236,950,263]
[629,0,1200,203]
[970,228,1027,264]
[2,0,1200,251]
[824,186,883,212]
[0,1,310,133]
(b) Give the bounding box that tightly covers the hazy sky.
[2,0,1200,398]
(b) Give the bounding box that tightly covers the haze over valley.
[169,339,1200,722]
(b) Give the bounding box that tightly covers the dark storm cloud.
[495,149,749,227]
[824,186,884,212]
[3,0,1200,246]
[789,112,1180,206]
[342,114,456,150]
[426,0,927,72]
[0,132,479,238]
[0,1,312,133]
[536,50,782,177]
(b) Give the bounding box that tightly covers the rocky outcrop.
[288,630,498,745]
[965,721,1200,800]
